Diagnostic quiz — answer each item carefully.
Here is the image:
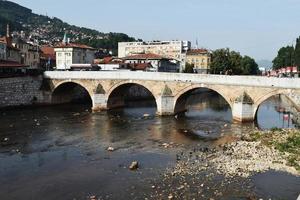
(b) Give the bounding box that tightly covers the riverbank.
[149,128,300,199]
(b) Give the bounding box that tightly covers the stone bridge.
[43,71,300,122]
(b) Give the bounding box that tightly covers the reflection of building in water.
[186,90,230,112]
[187,101,209,111]
[273,95,300,128]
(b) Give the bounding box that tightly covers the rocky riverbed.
[149,129,300,199]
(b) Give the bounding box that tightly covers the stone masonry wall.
[0,76,44,108]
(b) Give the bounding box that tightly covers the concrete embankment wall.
[0,76,46,108]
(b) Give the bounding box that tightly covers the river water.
[0,91,299,199]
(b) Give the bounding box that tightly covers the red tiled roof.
[187,49,209,55]
[40,46,56,60]
[103,56,113,64]
[130,63,152,70]
[54,42,95,50]
[0,60,26,68]
[41,46,55,55]
[123,53,168,60]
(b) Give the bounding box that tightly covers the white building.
[54,43,96,70]
[0,41,6,60]
[118,40,191,72]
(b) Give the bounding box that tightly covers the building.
[0,24,22,63]
[118,40,191,72]
[40,46,56,70]
[186,49,211,74]
[0,41,6,60]
[122,53,180,72]
[54,42,96,70]
[12,38,40,69]
[0,36,21,63]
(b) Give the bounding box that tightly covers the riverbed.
[0,91,299,199]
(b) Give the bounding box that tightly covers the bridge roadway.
[43,71,300,122]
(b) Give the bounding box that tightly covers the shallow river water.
[0,92,299,199]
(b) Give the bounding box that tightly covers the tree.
[241,56,259,75]
[210,48,258,75]
[229,50,243,74]
[272,46,294,70]
[210,48,231,74]
[184,63,195,73]
[294,37,300,71]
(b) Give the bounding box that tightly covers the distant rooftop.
[123,53,169,60]
[187,49,210,55]
[40,46,56,60]
[54,42,95,50]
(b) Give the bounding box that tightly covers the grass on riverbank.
[248,129,300,172]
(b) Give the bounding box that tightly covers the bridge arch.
[51,81,93,106]
[173,84,233,115]
[106,81,158,110]
[253,89,297,118]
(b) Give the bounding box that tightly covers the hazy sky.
[11,0,300,60]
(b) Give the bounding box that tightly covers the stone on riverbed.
[107,147,115,151]
[129,161,139,170]
[143,114,150,118]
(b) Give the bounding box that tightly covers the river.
[0,90,299,199]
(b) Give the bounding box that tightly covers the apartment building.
[186,49,211,74]
[118,40,191,71]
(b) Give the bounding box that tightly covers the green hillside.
[0,0,136,53]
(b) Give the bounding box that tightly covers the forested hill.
[0,0,136,53]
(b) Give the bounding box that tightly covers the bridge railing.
[44,71,300,89]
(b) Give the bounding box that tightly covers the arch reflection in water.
[256,94,299,129]
[107,83,157,112]
[174,88,233,140]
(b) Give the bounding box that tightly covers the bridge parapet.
[44,71,300,89]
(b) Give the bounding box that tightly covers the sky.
[10,0,300,61]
